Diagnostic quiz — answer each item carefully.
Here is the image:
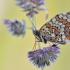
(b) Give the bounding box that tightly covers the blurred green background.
[0,0,70,70]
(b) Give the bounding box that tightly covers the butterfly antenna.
[32,37,36,50]
[26,15,36,30]
[34,14,36,28]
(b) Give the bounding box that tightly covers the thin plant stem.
[30,0,35,30]
[38,42,41,49]
[41,67,44,70]
[32,12,35,29]
[34,13,36,28]
[32,4,36,29]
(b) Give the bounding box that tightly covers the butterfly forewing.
[39,12,70,44]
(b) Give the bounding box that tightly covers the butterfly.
[33,11,70,45]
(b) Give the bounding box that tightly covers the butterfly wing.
[39,11,70,44]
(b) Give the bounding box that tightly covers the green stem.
[38,42,41,49]
[41,67,44,70]
[34,13,36,28]
[32,5,36,30]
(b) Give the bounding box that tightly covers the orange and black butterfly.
[33,11,70,45]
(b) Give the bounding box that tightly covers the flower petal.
[37,6,47,10]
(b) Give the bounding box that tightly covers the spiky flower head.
[4,19,26,36]
[28,44,60,68]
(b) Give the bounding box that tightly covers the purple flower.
[4,19,26,36]
[16,0,48,18]
[28,44,60,68]
[16,0,28,6]
[30,0,45,5]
